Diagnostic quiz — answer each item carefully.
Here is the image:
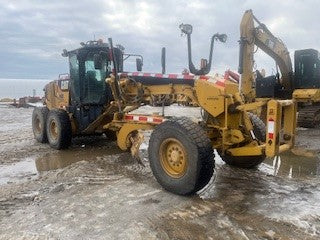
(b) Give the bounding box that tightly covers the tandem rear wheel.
[46,109,72,149]
[148,117,215,195]
[32,107,49,143]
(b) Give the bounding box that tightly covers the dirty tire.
[105,129,117,141]
[32,107,49,143]
[46,109,72,150]
[221,113,266,169]
[148,117,214,195]
[248,112,266,141]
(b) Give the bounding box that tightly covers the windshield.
[82,57,108,104]
[69,49,113,105]
[69,53,80,103]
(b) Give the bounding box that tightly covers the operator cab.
[61,40,120,131]
[62,40,143,132]
[294,49,320,89]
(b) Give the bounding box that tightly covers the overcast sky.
[0,0,319,79]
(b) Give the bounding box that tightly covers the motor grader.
[32,27,296,195]
[239,9,320,128]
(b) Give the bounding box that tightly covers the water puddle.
[261,149,320,178]
[35,147,122,172]
[213,149,320,179]
[0,158,37,185]
[0,145,123,185]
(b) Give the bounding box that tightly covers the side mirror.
[136,58,143,72]
[179,23,193,35]
[200,59,208,69]
[93,54,103,69]
[215,33,227,43]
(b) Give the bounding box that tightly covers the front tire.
[46,109,72,149]
[32,107,49,143]
[148,117,214,195]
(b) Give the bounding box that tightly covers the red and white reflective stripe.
[124,114,164,124]
[199,75,209,80]
[224,69,239,83]
[215,80,225,87]
[119,72,195,80]
[268,118,275,139]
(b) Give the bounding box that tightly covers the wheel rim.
[49,119,58,140]
[34,116,41,134]
[159,138,188,178]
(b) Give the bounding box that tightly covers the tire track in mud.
[0,183,40,219]
[141,159,320,240]
[147,187,320,240]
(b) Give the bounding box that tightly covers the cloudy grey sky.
[0,0,319,79]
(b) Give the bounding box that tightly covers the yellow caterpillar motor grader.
[32,27,296,195]
[239,9,320,128]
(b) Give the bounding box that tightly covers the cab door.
[68,51,112,132]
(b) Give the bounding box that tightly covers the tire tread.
[46,109,72,149]
[149,117,214,195]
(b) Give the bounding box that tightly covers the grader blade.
[129,131,145,166]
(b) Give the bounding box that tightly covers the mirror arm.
[186,33,216,75]
[186,33,198,75]
[123,54,143,64]
[202,35,216,75]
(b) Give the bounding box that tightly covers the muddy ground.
[0,104,319,240]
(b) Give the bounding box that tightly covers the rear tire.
[220,154,266,169]
[248,112,266,141]
[32,107,49,143]
[148,117,214,195]
[220,113,266,169]
[46,109,72,149]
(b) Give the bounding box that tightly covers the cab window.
[82,56,108,104]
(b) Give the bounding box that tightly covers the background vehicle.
[294,49,320,127]
[239,9,320,128]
